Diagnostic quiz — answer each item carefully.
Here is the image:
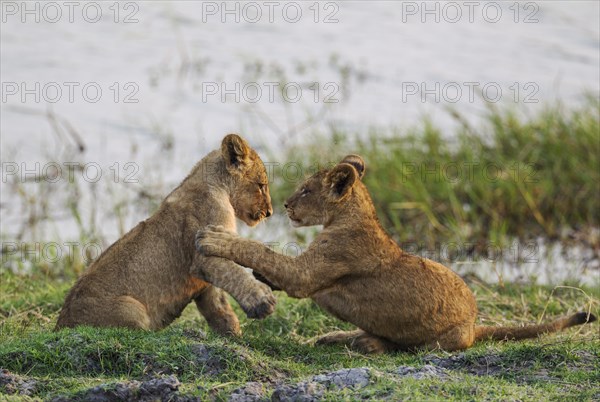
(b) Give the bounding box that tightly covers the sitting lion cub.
[56,134,276,336]
[197,155,596,352]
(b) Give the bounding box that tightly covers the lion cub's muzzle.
[285,207,302,226]
[263,194,273,218]
[253,201,272,222]
[254,208,272,221]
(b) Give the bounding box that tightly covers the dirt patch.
[312,367,371,390]
[189,344,226,376]
[0,369,39,396]
[228,382,266,402]
[50,375,199,402]
[570,350,599,367]
[131,343,227,378]
[395,365,449,380]
[268,367,371,401]
[422,349,596,381]
[229,346,288,384]
[271,381,325,402]
[423,352,542,377]
[424,353,510,376]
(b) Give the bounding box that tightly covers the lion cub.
[197,155,596,352]
[56,134,276,336]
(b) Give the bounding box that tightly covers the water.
[1,1,599,283]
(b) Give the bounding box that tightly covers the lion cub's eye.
[300,187,310,196]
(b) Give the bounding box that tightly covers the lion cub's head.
[221,134,273,227]
[284,155,367,227]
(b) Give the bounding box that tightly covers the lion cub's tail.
[474,312,596,342]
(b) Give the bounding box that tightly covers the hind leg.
[108,296,152,329]
[58,295,151,330]
[194,286,241,337]
[314,329,364,346]
[315,329,398,354]
[421,324,475,352]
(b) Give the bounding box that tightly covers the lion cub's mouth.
[247,210,267,225]
[286,211,302,227]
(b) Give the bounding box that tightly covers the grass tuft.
[270,99,600,249]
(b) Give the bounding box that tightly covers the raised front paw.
[238,281,277,319]
[195,225,238,257]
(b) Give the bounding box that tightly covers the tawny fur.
[197,155,597,352]
[56,134,276,335]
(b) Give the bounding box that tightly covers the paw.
[353,335,391,354]
[239,282,277,319]
[195,226,238,256]
[206,315,242,337]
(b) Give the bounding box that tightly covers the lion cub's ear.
[221,134,251,173]
[324,163,358,201]
[339,154,365,179]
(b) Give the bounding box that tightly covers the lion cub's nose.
[284,202,288,209]
[266,208,272,218]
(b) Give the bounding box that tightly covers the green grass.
[269,98,600,249]
[1,269,598,401]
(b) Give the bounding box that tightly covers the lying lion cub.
[197,155,596,353]
[56,134,276,335]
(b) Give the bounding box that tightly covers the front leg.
[196,226,333,298]
[252,271,282,291]
[194,285,241,337]
[190,253,276,319]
